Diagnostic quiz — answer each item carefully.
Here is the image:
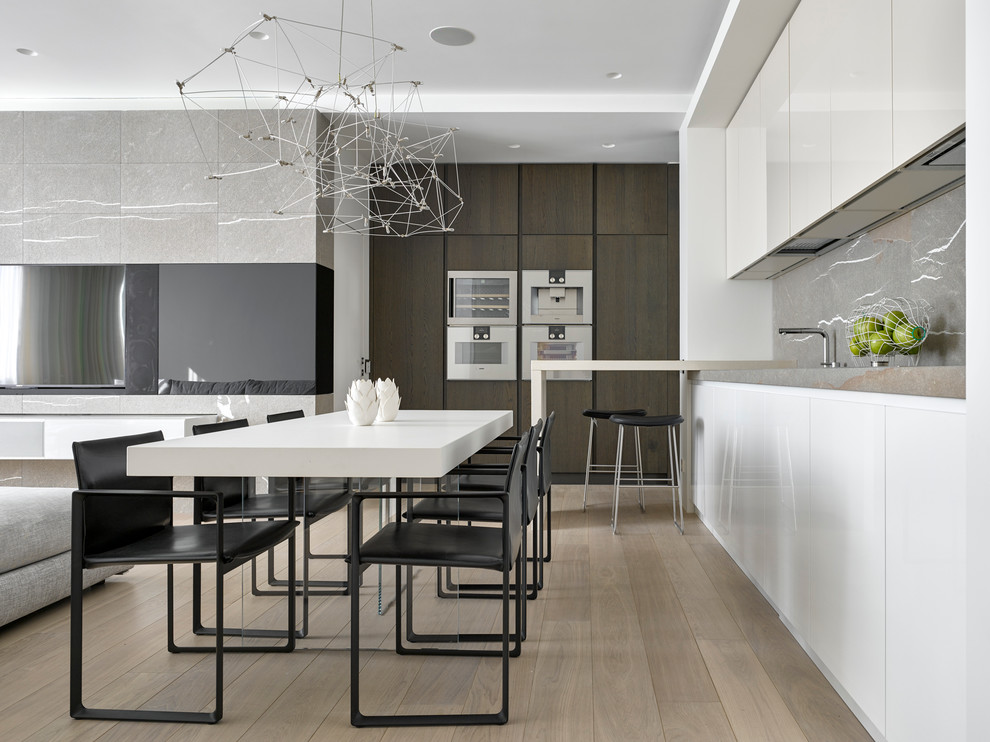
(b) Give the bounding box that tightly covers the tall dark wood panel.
[446,381,519,437]
[596,164,669,235]
[446,164,518,235]
[370,236,444,409]
[521,164,593,234]
[592,370,679,472]
[447,236,518,271]
[519,381,593,475]
[370,164,445,237]
[520,236,594,270]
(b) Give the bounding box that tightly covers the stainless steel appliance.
[521,325,593,380]
[521,269,593,325]
[447,271,517,325]
[446,325,517,380]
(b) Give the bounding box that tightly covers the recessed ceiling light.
[507,144,521,149]
[602,143,616,149]
[16,48,38,57]
[606,72,622,80]
[430,26,475,46]
[248,31,270,41]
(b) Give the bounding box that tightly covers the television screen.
[0,265,126,387]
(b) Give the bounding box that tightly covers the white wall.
[966,1,990,738]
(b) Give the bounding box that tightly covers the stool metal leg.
[634,426,645,511]
[670,424,684,533]
[611,424,625,534]
[582,418,596,512]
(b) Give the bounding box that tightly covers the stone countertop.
[690,365,965,399]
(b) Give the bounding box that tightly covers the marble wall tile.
[23,164,120,213]
[315,394,335,414]
[24,112,121,164]
[0,164,23,211]
[774,186,966,367]
[218,109,326,166]
[0,461,24,486]
[0,215,23,263]
[0,397,24,414]
[217,213,315,262]
[217,164,317,215]
[117,395,219,415]
[120,213,218,263]
[21,395,122,414]
[22,213,121,263]
[121,163,218,213]
[122,110,219,164]
[21,460,77,488]
[0,112,24,164]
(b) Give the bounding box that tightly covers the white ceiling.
[2,0,731,162]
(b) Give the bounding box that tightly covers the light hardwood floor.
[0,485,872,741]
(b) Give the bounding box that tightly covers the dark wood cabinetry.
[520,236,593,270]
[519,381,593,473]
[446,381,519,437]
[370,236,444,409]
[447,236,517,271]
[446,164,518,235]
[596,164,669,235]
[521,164,594,234]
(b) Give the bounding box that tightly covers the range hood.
[733,126,965,279]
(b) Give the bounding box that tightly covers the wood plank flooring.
[0,485,871,741]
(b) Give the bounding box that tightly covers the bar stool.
[609,413,684,535]
[582,408,647,511]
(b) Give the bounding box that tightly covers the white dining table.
[127,409,514,480]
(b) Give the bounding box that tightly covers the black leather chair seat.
[359,522,504,570]
[609,413,684,427]
[201,489,351,520]
[408,496,504,523]
[582,408,648,420]
[83,519,299,567]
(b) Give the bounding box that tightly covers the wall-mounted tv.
[0,265,126,388]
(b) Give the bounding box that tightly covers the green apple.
[848,336,868,356]
[898,343,921,355]
[868,332,895,355]
[883,310,907,335]
[852,315,883,344]
[891,322,926,348]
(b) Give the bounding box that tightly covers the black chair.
[349,432,530,727]
[70,431,298,724]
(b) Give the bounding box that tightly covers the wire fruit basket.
[845,297,931,367]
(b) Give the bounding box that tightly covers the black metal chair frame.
[69,432,297,725]
[348,435,529,727]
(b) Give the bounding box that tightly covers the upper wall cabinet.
[892,0,965,167]
[595,164,669,234]
[829,0,892,209]
[763,27,790,251]
[446,164,518,235]
[521,164,593,234]
[726,75,766,277]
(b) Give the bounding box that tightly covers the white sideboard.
[691,380,965,742]
[0,415,214,460]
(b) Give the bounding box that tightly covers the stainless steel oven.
[447,271,517,325]
[521,325,592,380]
[447,325,517,380]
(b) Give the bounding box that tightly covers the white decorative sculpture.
[375,378,401,422]
[345,379,379,425]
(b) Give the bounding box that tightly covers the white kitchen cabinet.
[707,385,737,547]
[829,0,893,208]
[891,0,965,166]
[763,26,790,251]
[725,104,742,277]
[726,388,766,584]
[690,382,715,520]
[788,0,832,236]
[885,405,966,741]
[810,397,886,734]
[762,392,811,639]
[726,75,766,277]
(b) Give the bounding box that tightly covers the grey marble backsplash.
[774,186,966,368]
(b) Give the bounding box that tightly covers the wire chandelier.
[177,7,462,236]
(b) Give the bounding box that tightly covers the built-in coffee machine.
[521,269,593,380]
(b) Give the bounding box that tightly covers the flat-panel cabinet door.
[726,75,765,277]
[789,0,831,235]
[810,397,885,736]
[830,0,892,208]
[727,387,766,585]
[885,406,965,741]
[763,27,789,252]
[690,383,715,519]
[891,0,965,166]
[519,380,592,475]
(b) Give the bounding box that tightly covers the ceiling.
[2,0,731,162]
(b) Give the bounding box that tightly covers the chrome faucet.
[778,327,836,367]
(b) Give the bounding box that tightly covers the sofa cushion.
[0,487,74,575]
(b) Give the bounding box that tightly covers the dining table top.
[126,408,513,479]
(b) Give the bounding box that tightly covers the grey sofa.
[0,487,128,628]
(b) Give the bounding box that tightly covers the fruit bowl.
[845,297,931,367]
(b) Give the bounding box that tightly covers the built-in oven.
[521,325,592,380]
[521,269,593,325]
[447,271,517,326]
[447,325,517,380]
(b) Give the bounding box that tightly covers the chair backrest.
[267,410,305,423]
[538,410,555,496]
[191,418,252,509]
[522,419,544,524]
[72,430,173,555]
[504,429,531,562]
